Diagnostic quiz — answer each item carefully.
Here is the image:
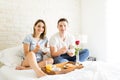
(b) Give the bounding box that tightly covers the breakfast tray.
[41,61,84,75]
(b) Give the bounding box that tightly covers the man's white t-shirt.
[49,32,75,51]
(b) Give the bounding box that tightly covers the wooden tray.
[41,61,84,75]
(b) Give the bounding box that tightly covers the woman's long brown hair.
[33,19,46,39]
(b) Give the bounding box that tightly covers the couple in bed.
[16,18,89,78]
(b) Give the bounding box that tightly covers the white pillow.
[0,52,4,67]
[0,45,24,67]
[0,45,52,68]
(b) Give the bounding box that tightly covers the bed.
[0,45,120,80]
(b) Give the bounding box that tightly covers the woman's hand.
[33,44,40,53]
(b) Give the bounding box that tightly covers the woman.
[16,19,53,78]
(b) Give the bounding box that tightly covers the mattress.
[0,61,120,80]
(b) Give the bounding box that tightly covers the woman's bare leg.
[16,58,54,70]
[20,52,47,77]
[16,66,31,70]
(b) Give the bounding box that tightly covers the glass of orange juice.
[45,61,52,72]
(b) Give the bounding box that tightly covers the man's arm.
[50,46,67,57]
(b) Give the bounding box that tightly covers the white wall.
[0,0,81,50]
[106,0,120,63]
[1,0,118,62]
[81,0,107,61]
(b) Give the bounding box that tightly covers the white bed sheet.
[0,61,120,80]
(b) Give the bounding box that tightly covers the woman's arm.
[23,43,40,56]
[23,44,30,56]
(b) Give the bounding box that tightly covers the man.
[49,18,89,64]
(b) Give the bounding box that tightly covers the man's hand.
[67,49,75,57]
[58,46,68,55]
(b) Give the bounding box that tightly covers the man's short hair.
[57,18,68,24]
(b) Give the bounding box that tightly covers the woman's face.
[57,21,68,34]
[34,22,45,34]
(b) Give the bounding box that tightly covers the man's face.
[57,21,68,34]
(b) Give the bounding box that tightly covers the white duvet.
[0,61,120,80]
[0,46,120,80]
